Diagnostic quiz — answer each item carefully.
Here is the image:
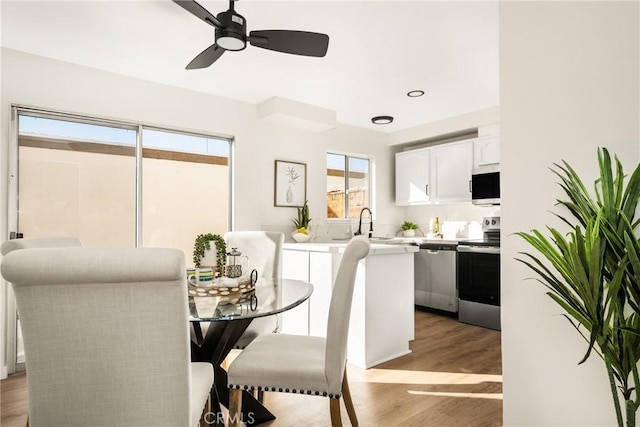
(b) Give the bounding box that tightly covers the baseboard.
[357,349,412,369]
[1,364,8,380]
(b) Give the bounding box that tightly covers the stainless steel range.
[456,216,501,330]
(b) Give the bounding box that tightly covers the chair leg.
[254,389,264,403]
[330,398,343,427]
[228,388,243,427]
[342,370,358,426]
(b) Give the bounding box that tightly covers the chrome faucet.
[355,207,373,238]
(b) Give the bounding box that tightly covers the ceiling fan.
[173,0,330,69]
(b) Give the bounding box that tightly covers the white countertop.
[369,236,462,245]
[283,241,419,255]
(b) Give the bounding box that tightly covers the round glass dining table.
[188,277,313,426]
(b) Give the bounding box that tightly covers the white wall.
[501,2,639,426]
[389,106,500,146]
[0,47,405,375]
[0,48,404,232]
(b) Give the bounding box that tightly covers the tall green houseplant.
[517,148,640,427]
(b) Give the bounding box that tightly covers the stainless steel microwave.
[471,167,500,205]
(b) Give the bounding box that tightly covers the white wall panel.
[500,2,639,425]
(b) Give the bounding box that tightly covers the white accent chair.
[0,246,214,427]
[227,236,370,427]
[0,236,83,255]
[223,231,284,349]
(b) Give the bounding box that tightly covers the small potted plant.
[292,200,312,243]
[401,221,419,237]
[193,233,226,274]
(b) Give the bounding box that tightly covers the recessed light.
[371,116,394,125]
[407,90,425,97]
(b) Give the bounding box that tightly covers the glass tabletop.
[188,277,313,322]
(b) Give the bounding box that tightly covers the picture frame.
[274,160,307,207]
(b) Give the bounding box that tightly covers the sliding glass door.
[16,113,138,246]
[141,128,230,258]
[5,106,232,374]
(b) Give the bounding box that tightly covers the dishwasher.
[414,242,458,313]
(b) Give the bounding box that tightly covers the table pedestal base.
[191,320,275,426]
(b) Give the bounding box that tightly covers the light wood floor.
[0,310,502,427]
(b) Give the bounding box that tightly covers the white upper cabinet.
[430,140,473,202]
[473,135,500,168]
[395,139,474,205]
[395,148,431,205]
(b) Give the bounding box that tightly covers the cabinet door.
[395,149,431,205]
[473,135,500,168]
[431,141,473,202]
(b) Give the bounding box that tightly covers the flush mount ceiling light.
[371,116,394,125]
[407,90,425,97]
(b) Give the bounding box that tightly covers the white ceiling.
[0,1,499,133]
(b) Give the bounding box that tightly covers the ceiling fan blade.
[186,44,225,69]
[173,0,222,28]
[249,30,329,57]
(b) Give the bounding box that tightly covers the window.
[17,114,138,247]
[141,128,230,258]
[326,153,370,219]
[15,110,231,260]
[10,108,232,375]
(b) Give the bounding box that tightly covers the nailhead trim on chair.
[228,384,341,398]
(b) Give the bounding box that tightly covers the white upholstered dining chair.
[223,231,284,349]
[0,246,214,427]
[227,236,371,427]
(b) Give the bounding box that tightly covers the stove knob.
[491,219,496,225]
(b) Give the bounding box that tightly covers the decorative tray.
[187,270,258,299]
[188,280,255,298]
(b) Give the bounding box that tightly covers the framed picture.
[274,160,307,207]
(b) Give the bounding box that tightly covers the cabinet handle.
[425,184,429,196]
[469,180,472,193]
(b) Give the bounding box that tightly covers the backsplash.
[262,220,483,242]
[261,204,499,243]
[261,222,404,243]
[404,203,499,239]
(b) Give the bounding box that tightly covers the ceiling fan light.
[217,34,246,51]
[371,116,394,125]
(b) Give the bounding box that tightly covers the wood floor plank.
[0,310,502,427]
[0,371,28,427]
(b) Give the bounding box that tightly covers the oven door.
[457,245,500,306]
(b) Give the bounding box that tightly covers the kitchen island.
[280,241,418,368]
